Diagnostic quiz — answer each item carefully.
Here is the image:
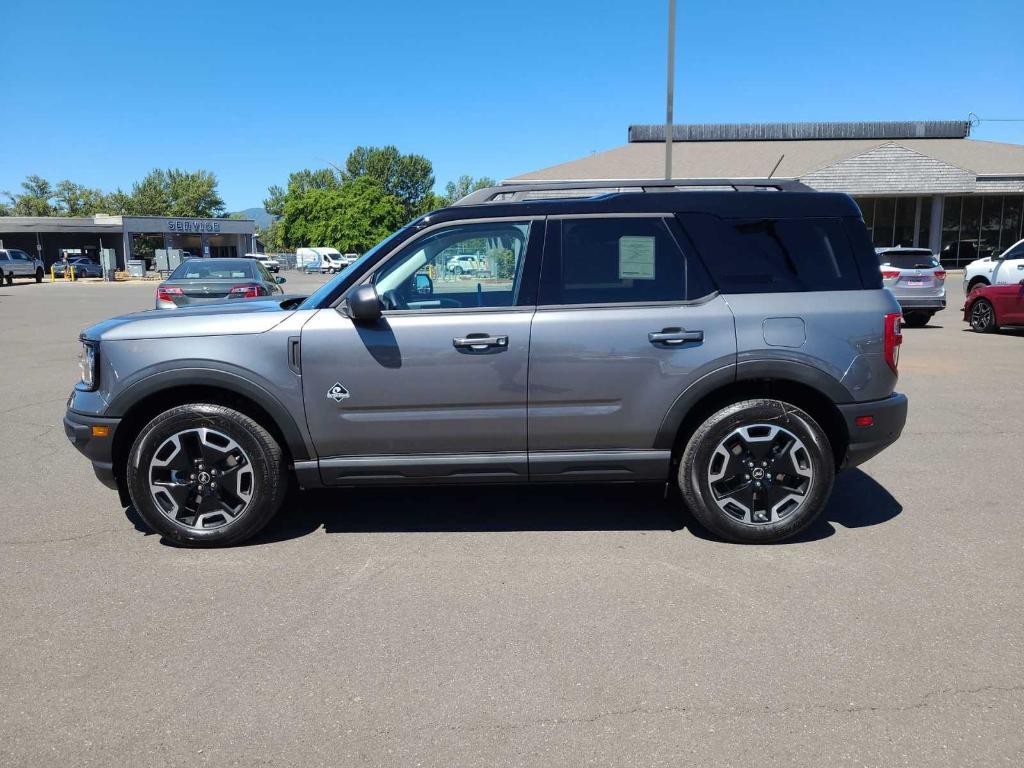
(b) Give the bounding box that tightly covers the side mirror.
[347,284,382,322]
[275,276,286,284]
[413,273,433,296]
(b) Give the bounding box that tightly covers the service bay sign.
[167,219,222,233]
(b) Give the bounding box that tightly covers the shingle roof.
[509,137,1024,183]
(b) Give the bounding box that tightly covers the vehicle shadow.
[218,466,899,546]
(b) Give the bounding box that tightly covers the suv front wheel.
[126,404,287,547]
[678,399,835,543]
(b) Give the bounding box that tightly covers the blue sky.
[3,0,1022,211]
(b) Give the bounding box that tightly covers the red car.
[963,280,1024,332]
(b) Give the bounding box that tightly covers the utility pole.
[664,0,676,180]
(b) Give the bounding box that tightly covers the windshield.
[299,226,415,309]
[170,259,256,280]
[878,251,939,269]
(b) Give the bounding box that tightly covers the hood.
[83,296,302,342]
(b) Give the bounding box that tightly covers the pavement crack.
[442,683,1024,734]
[0,526,126,546]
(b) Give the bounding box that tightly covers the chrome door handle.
[453,334,508,350]
[648,328,704,346]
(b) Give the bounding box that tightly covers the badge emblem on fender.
[327,382,350,402]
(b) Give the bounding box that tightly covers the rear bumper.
[838,393,908,468]
[63,409,121,489]
[895,296,946,311]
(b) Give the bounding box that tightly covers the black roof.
[418,190,862,227]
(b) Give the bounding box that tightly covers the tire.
[35,268,43,283]
[969,298,998,333]
[902,312,930,328]
[967,279,989,294]
[452,266,463,276]
[2,270,10,286]
[126,403,287,547]
[678,399,835,544]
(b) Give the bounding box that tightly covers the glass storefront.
[937,195,1024,267]
[856,195,1024,267]
[855,196,931,250]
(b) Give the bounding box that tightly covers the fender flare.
[653,359,852,450]
[106,362,312,461]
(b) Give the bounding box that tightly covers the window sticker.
[619,236,656,280]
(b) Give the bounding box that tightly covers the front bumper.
[838,393,908,468]
[64,409,121,489]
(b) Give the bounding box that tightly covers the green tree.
[3,175,58,216]
[257,220,285,252]
[55,181,111,216]
[122,169,225,217]
[344,145,434,217]
[263,168,339,217]
[278,176,405,253]
[443,175,496,205]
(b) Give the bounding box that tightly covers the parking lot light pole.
[665,0,676,180]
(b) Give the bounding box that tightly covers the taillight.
[157,285,183,302]
[881,270,900,280]
[933,269,946,281]
[884,312,902,374]
[228,284,265,299]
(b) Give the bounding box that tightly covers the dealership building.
[0,214,257,270]
[510,120,1024,267]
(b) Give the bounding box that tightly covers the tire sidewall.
[126,404,284,546]
[680,400,835,543]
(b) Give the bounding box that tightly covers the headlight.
[78,339,98,390]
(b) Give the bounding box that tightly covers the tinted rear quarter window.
[678,213,866,293]
[540,217,715,305]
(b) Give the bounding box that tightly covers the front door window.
[373,221,531,311]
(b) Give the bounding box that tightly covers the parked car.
[0,248,45,284]
[154,257,286,309]
[963,280,1024,333]
[247,253,280,273]
[53,257,104,279]
[65,178,907,548]
[342,253,359,267]
[446,254,485,275]
[876,247,946,327]
[963,238,1024,293]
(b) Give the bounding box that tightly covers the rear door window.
[539,217,715,305]
[678,214,862,292]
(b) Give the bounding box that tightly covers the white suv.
[964,239,1024,293]
[0,248,45,284]
[446,254,484,275]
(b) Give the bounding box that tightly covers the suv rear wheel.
[126,404,287,547]
[35,268,44,283]
[678,399,835,543]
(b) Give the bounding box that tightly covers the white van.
[296,247,346,274]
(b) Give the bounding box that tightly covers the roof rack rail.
[453,177,812,206]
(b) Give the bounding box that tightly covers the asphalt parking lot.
[1,274,1022,767]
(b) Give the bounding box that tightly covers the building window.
[917,197,932,250]
[873,198,896,247]
[893,198,916,247]
[979,196,1003,259]
[855,197,876,238]
[999,196,1023,251]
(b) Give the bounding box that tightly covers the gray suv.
[64,179,908,547]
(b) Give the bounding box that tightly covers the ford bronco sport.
[65,179,908,547]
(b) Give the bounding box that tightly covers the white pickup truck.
[0,248,45,284]
[964,238,1024,292]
